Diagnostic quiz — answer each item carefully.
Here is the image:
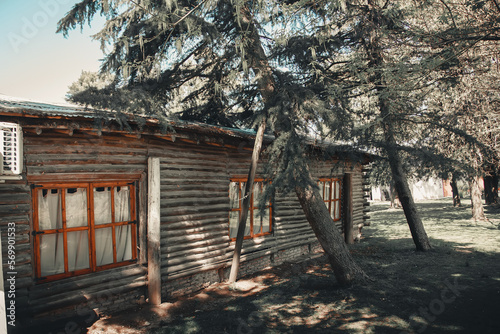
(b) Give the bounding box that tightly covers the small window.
[33,182,137,282]
[229,179,272,239]
[318,178,341,221]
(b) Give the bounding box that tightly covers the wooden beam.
[147,157,161,305]
[139,172,148,264]
[343,173,354,244]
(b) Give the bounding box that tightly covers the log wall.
[1,129,149,332]
[0,124,369,332]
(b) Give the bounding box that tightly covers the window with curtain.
[229,179,272,239]
[318,178,342,221]
[33,182,137,282]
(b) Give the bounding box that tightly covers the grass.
[87,197,500,334]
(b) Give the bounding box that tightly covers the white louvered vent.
[0,122,23,175]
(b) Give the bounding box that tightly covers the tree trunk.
[228,121,266,283]
[383,124,432,251]
[470,176,486,221]
[483,170,498,205]
[228,1,366,286]
[228,1,274,283]
[295,176,366,286]
[450,173,461,207]
[389,183,399,208]
[362,5,431,251]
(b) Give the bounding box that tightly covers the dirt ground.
[86,198,500,334]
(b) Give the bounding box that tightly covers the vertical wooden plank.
[139,172,147,264]
[343,173,354,244]
[147,157,161,305]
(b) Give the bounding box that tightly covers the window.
[32,182,137,282]
[229,179,272,239]
[318,178,341,221]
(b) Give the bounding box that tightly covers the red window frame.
[32,181,137,282]
[318,178,342,221]
[229,178,272,240]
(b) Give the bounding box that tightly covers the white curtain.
[93,187,112,225]
[114,186,131,222]
[115,186,132,262]
[66,188,87,228]
[253,184,262,235]
[38,189,62,231]
[94,186,132,266]
[38,190,64,276]
[38,185,134,275]
[66,188,89,271]
[229,182,250,238]
[38,189,90,276]
[95,227,114,266]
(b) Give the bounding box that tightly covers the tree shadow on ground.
[86,199,500,334]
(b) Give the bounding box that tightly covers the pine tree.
[58,0,367,285]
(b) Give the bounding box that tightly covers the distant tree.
[420,0,500,218]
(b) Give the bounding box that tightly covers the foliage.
[59,1,500,205]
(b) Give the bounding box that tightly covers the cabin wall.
[2,129,149,332]
[1,124,369,332]
[159,147,368,300]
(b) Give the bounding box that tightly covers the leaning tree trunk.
[470,176,486,221]
[295,175,366,286]
[228,0,366,285]
[363,7,431,251]
[450,173,461,207]
[383,123,432,251]
[228,120,266,283]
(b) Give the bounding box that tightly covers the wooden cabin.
[0,96,370,332]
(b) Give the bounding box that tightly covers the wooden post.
[139,172,148,264]
[0,237,8,333]
[147,157,161,305]
[343,173,354,244]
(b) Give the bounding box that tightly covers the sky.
[0,0,106,104]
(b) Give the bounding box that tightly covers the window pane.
[229,211,239,238]
[319,182,324,199]
[40,233,64,276]
[330,201,335,217]
[38,189,62,230]
[253,209,262,235]
[229,211,250,238]
[115,225,132,262]
[334,201,341,220]
[240,182,247,207]
[95,227,114,266]
[334,181,340,199]
[262,208,271,233]
[67,231,90,271]
[114,186,131,222]
[244,215,251,236]
[66,188,88,228]
[229,182,239,209]
[94,187,112,225]
[325,182,331,201]
[253,183,261,208]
